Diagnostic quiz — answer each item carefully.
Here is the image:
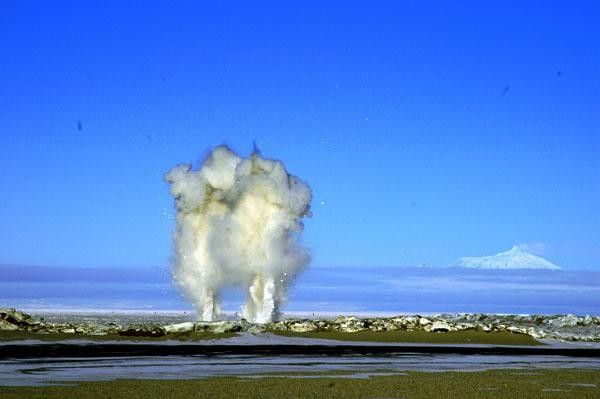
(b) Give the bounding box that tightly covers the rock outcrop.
[0,308,37,331]
[2,308,599,342]
[161,313,600,341]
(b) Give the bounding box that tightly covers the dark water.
[1,265,599,315]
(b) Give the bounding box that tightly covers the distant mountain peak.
[451,246,562,270]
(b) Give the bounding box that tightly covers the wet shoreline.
[2,351,600,388]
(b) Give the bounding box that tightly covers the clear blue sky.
[1,1,598,270]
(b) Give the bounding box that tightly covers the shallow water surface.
[2,353,600,387]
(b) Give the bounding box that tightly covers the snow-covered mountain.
[451,246,563,270]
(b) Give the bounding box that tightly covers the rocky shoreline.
[1,308,599,342]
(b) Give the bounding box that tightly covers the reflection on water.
[2,354,599,386]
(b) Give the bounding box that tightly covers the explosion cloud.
[165,146,312,323]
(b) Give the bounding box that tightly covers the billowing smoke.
[165,146,312,323]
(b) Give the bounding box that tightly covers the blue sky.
[0,1,598,270]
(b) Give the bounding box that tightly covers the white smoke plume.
[165,146,312,323]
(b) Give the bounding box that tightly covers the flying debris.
[252,140,262,156]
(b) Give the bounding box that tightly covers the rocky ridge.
[0,308,166,337]
[2,308,599,342]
